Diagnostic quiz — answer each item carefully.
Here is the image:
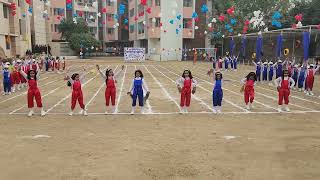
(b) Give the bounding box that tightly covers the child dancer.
[274,69,295,112]
[252,61,261,82]
[224,56,229,71]
[233,55,238,71]
[97,65,124,114]
[12,60,21,92]
[176,69,197,113]
[262,62,268,82]
[127,70,150,114]
[62,57,66,71]
[305,63,320,96]
[241,72,257,110]
[208,69,223,113]
[230,56,234,70]
[292,64,299,90]
[297,63,307,92]
[66,67,87,116]
[19,64,45,117]
[2,64,11,95]
[268,61,275,86]
[275,59,285,78]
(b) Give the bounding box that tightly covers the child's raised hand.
[177,87,182,93]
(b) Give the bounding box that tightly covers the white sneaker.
[69,111,73,116]
[245,104,250,110]
[130,107,135,115]
[79,109,83,114]
[2,92,5,96]
[249,103,254,109]
[284,105,290,112]
[212,107,217,114]
[8,92,11,95]
[179,108,184,114]
[278,105,282,113]
[83,110,88,116]
[12,88,15,93]
[111,106,116,114]
[28,110,34,117]
[105,111,109,115]
[298,88,302,92]
[184,107,188,113]
[141,107,145,114]
[310,91,314,96]
[216,106,222,114]
[40,108,46,116]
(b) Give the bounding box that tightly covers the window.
[5,36,10,50]
[54,24,59,32]
[155,18,160,27]
[183,0,192,7]
[3,5,8,19]
[155,0,160,6]
[107,28,114,35]
[106,0,114,6]
[19,19,22,35]
[54,8,64,16]
[183,18,192,29]
[138,22,144,34]
[130,8,134,17]
[129,25,134,33]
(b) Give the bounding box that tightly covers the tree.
[68,33,100,52]
[289,0,320,25]
[58,18,89,41]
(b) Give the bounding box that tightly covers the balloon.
[244,20,250,26]
[195,26,199,30]
[219,15,225,22]
[295,14,303,22]
[191,12,198,19]
[227,6,235,15]
[146,7,152,14]
[176,15,182,20]
[211,18,217,23]
[297,21,303,28]
[230,18,237,25]
[272,11,282,19]
[208,23,212,28]
[201,4,208,13]
[169,19,174,24]
[152,18,156,23]
[140,0,147,6]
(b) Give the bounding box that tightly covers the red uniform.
[105,78,116,106]
[27,79,43,108]
[55,61,60,70]
[278,79,290,105]
[51,61,55,71]
[306,69,314,90]
[20,66,28,83]
[12,65,21,85]
[180,79,192,107]
[288,66,292,77]
[31,64,37,71]
[71,80,85,110]
[244,80,255,104]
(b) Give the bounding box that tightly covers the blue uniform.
[230,59,234,69]
[3,70,11,93]
[262,65,268,81]
[276,64,283,78]
[132,78,144,107]
[212,80,223,106]
[224,58,229,70]
[233,58,237,70]
[269,66,274,81]
[298,68,306,88]
[292,68,299,87]
[256,65,261,81]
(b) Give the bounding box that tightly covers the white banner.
[124,48,145,62]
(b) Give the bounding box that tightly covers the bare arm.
[142,79,149,92]
[289,78,295,89]
[19,69,28,80]
[36,64,40,79]
[241,78,247,84]
[274,77,281,87]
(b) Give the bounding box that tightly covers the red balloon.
[219,15,225,22]
[102,7,107,13]
[140,0,147,6]
[26,0,31,5]
[146,7,152,14]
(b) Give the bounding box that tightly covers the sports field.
[0,57,320,180]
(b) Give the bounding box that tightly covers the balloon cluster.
[271,11,282,28]
[10,3,17,16]
[66,0,72,10]
[119,3,125,15]
[292,14,303,28]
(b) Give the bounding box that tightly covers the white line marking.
[45,66,107,113]
[145,65,181,110]
[114,65,127,113]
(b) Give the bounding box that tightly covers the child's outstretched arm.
[96,65,106,80]
[19,66,28,80]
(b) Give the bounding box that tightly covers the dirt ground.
[0,57,320,180]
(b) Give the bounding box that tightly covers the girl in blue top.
[297,63,307,92]
[208,69,223,113]
[128,70,150,115]
[262,62,268,82]
[2,64,12,95]
[252,61,262,82]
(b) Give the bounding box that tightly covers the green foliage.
[289,0,320,25]
[68,33,100,52]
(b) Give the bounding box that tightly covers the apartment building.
[0,0,32,58]
[129,0,211,60]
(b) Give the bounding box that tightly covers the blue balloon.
[191,12,198,19]
[201,4,208,13]
[124,18,129,24]
[230,18,237,25]
[28,7,33,14]
[169,19,174,24]
[272,11,282,19]
[225,23,231,30]
[176,15,182,20]
[176,29,179,34]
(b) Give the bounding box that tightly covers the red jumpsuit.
[288,66,292,77]
[244,80,255,104]
[12,65,21,85]
[71,80,85,110]
[55,61,60,71]
[180,79,192,107]
[51,61,55,71]
[27,79,43,108]
[105,78,116,106]
[306,69,314,90]
[278,79,290,105]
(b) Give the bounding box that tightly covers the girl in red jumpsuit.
[66,67,87,116]
[274,69,295,112]
[12,61,22,92]
[241,72,257,110]
[97,65,124,114]
[305,64,320,96]
[176,70,197,114]
[19,64,46,117]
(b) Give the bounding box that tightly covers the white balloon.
[113,25,117,28]
[264,27,269,32]
[211,18,217,23]
[142,21,146,25]
[222,35,225,38]
[204,31,208,35]
[116,22,120,26]
[195,26,199,30]
[297,21,303,28]
[152,17,156,23]
[238,33,241,37]
[208,23,212,28]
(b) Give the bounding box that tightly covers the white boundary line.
[114,65,127,113]
[151,65,216,112]
[7,110,320,116]
[144,65,181,110]
[45,66,107,113]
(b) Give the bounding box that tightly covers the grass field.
[0,57,320,180]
